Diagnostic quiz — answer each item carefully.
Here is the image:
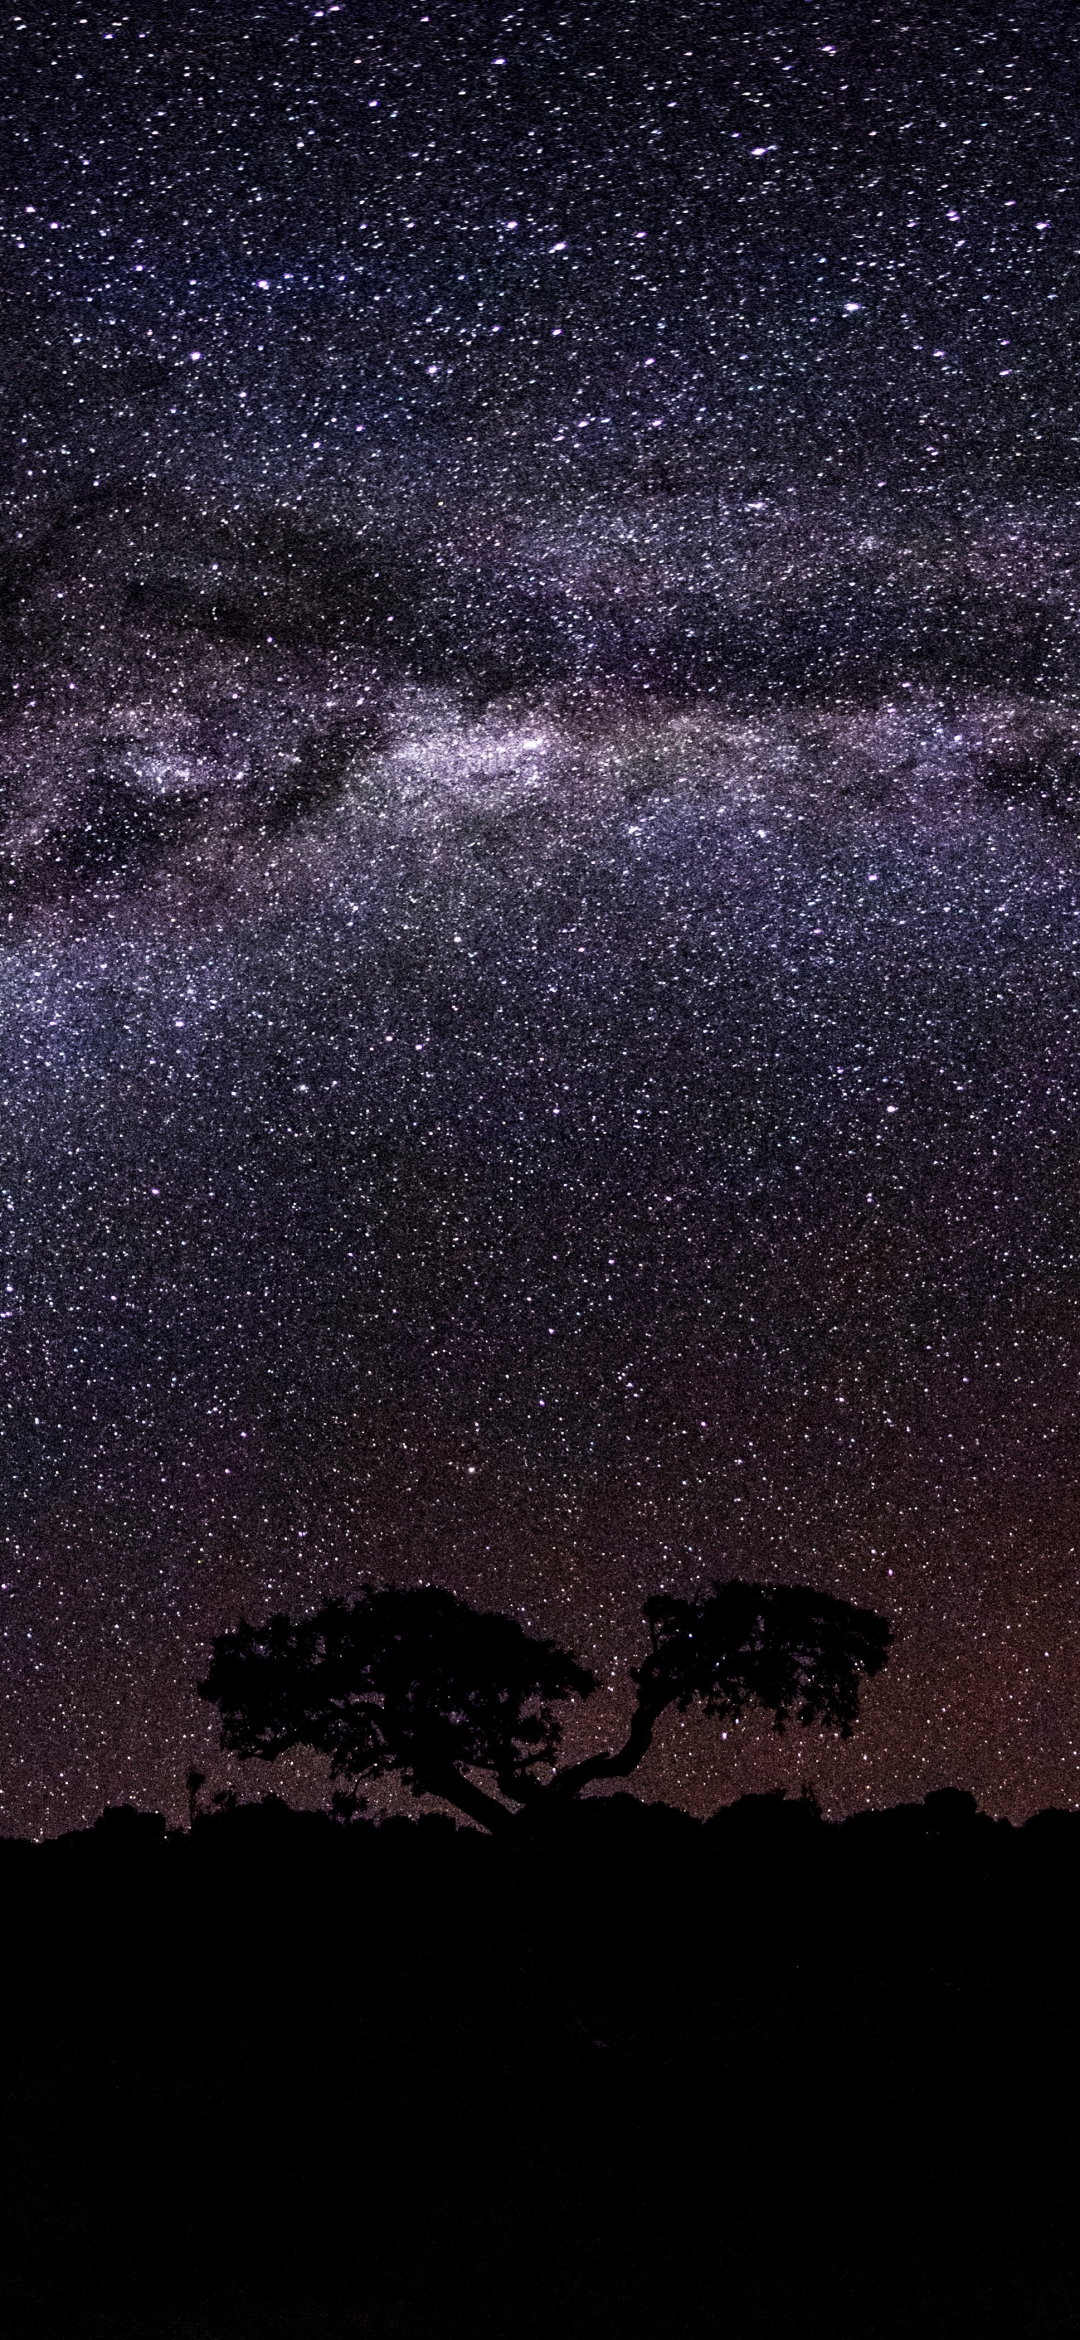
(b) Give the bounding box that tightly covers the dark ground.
[1,1789,1078,2337]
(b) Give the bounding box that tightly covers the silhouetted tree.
[200,1586,596,1832]
[200,1580,891,1833]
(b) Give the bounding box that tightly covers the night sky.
[2,1,1080,1835]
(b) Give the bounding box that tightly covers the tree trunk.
[543,1697,661,1800]
[419,1764,520,1835]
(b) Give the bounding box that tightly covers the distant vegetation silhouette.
[199,1579,891,1830]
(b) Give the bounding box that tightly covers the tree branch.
[418,1764,520,1835]
[545,1697,661,1800]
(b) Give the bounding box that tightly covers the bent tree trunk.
[542,1699,660,1800]
[420,1765,521,1835]
[422,1706,660,1831]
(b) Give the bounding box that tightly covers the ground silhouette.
[1,1786,1080,2337]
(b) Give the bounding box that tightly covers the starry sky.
[1,1,1080,1835]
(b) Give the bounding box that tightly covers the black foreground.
[1,1789,1077,2339]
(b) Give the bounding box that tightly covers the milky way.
[1,4,1079,1832]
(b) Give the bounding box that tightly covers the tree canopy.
[200,1579,891,1833]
